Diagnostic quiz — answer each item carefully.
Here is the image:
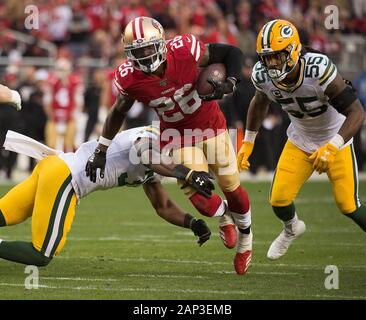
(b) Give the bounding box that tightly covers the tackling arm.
[85,93,135,182]
[143,181,211,246]
[135,137,215,198]
[97,93,135,152]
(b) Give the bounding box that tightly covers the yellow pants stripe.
[351,144,361,209]
[41,174,73,257]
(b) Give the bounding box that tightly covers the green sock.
[0,209,6,227]
[272,203,296,222]
[345,205,366,232]
[0,241,52,266]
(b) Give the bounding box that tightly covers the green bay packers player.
[237,19,366,260]
[0,84,22,110]
[0,127,212,266]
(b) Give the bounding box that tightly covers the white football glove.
[10,90,22,111]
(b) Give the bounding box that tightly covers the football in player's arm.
[237,19,366,260]
[0,128,212,267]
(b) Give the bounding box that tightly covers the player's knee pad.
[270,184,293,207]
[270,198,293,207]
[189,192,223,217]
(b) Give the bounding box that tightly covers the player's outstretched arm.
[0,84,22,111]
[237,89,271,171]
[143,182,211,246]
[85,93,135,182]
[135,137,215,198]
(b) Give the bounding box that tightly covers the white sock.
[213,199,227,217]
[237,231,253,253]
[231,208,251,230]
[284,213,299,233]
[0,239,3,245]
[284,213,299,227]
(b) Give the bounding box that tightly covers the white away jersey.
[251,52,351,153]
[58,127,161,199]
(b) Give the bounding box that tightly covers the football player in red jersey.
[85,17,252,275]
[44,58,83,152]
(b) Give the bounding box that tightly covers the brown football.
[196,63,226,96]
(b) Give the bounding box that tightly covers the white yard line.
[42,277,119,282]
[2,233,363,247]
[214,271,299,275]
[43,274,208,281]
[56,256,366,271]
[0,282,365,299]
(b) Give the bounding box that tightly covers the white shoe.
[267,220,306,260]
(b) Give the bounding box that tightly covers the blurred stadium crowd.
[0,0,365,181]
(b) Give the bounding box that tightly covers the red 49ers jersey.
[114,34,227,147]
[49,74,81,122]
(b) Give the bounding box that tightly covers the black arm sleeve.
[330,86,358,113]
[207,43,244,82]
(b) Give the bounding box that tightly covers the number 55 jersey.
[113,34,227,148]
[251,52,352,154]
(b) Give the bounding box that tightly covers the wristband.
[329,134,344,149]
[244,130,258,143]
[98,136,112,147]
[171,164,192,181]
[184,213,195,229]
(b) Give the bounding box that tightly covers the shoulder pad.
[167,34,205,62]
[303,52,337,86]
[114,61,135,96]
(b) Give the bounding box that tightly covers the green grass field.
[0,180,365,300]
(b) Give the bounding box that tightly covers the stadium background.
[0,0,366,301]
[0,0,365,181]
